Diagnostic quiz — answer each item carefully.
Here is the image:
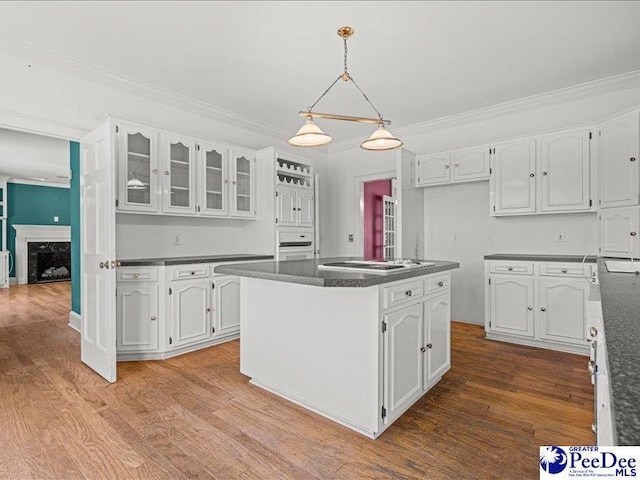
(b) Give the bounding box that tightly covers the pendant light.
[126,178,146,189]
[288,26,402,151]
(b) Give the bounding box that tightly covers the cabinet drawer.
[170,265,210,280]
[489,262,534,275]
[118,268,158,282]
[383,279,423,309]
[539,263,591,278]
[424,274,451,294]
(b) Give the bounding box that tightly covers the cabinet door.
[297,189,314,228]
[452,146,490,182]
[492,139,536,215]
[598,113,640,209]
[213,276,240,337]
[162,135,197,215]
[539,130,591,212]
[424,292,451,386]
[599,207,640,258]
[230,150,256,218]
[277,186,297,227]
[383,303,423,424]
[416,153,451,186]
[537,278,588,346]
[488,276,534,337]
[170,279,211,348]
[116,282,159,352]
[199,142,228,217]
[117,125,159,213]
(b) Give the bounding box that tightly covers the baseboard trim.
[68,311,81,333]
[9,277,17,286]
[484,331,589,355]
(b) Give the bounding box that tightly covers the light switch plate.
[53,216,59,223]
[173,233,182,246]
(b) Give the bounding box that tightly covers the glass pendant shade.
[288,117,332,147]
[360,124,403,151]
[127,178,146,189]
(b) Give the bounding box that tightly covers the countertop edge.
[119,254,274,267]
[484,253,597,263]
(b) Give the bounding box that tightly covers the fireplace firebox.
[27,242,71,284]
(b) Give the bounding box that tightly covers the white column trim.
[68,311,81,333]
[12,225,71,285]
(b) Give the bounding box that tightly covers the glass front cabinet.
[230,149,256,218]
[117,124,159,213]
[198,142,228,217]
[162,134,197,215]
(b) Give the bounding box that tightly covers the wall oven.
[277,232,314,261]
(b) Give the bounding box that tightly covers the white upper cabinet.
[451,146,491,182]
[117,124,159,213]
[230,149,256,218]
[598,207,640,258]
[416,153,451,186]
[162,134,197,215]
[598,112,640,209]
[276,185,314,228]
[198,142,228,217]
[538,129,592,213]
[491,139,537,215]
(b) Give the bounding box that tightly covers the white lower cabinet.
[424,292,451,385]
[213,275,240,337]
[170,278,212,348]
[485,260,593,354]
[116,281,159,353]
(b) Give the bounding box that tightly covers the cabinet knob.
[527,306,533,311]
[233,181,237,185]
[206,307,211,313]
[631,231,637,236]
[590,326,598,338]
[631,157,637,162]
[225,179,229,184]
[427,343,433,349]
[153,169,158,174]
[454,164,459,168]
[541,171,548,176]
[445,164,450,169]
[164,170,169,175]
[507,266,513,271]
[529,173,535,177]
[191,271,195,275]
[561,268,568,273]
[150,316,157,321]
[133,273,140,279]
[438,281,444,287]
[588,360,597,375]
[420,346,426,353]
[540,307,546,312]
[405,290,412,297]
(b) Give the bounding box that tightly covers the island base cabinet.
[116,282,159,353]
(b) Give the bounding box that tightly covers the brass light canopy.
[288,26,402,151]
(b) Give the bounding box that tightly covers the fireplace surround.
[13,225,71,285]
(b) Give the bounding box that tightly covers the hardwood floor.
[0,283,593,479]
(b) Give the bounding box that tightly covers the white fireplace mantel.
[13,225,71,285]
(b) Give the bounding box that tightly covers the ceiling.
[1,1,640,143]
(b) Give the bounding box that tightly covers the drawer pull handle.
[590,326,598,338]
[438,281,444,287]
[150,316,157,321]
[588,360,597,375]
[507,266,513,271]
[561,268,568,273]
[405,290,412,297]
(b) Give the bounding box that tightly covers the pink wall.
[363,179,392,260]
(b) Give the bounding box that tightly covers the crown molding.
[0,108,89,140]
[0,35,290,142]
[328,69,640,154]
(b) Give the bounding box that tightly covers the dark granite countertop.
[119,254,274,267]
[484,253,597,263]
[214,257,459,287]
[597,258,640,445]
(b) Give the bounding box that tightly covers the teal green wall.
[7,183,70,278]
[70,142,81,315]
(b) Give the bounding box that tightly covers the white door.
[599,207,640,258]
[537,278,588,346]
[492,139,537,215]
[382,195,396,260]
[424,292,451,386]
[116,124,159,213]
[383,303,423,424]
[598,113,640,209]
[162,134,197,215]
[539,130,591,212]
[80,122,117,382]
[277,186,297,227]
[297,189,314,228]
[416,153,451,185]
[230,149,256,218]
[116,282,159,352]
[452,146,491,182]
[170,279,212,348]
[488,276,534,337]
[213,276,240,337]
[199,142,228,217]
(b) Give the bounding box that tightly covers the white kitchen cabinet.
[416,153,451,185]
[198,141,228,217]
[297,190,314,228]
[276,185,314,228]
[230,149,256,218]
[488,275,535,337]
[213,276,240,337]
[162,134,197,215]
[537,278,589,346]
[116,281,159,353]
[451,146,491,182]
[598,206,640,258]
[491,139,537,215]
[423,292,451,386]
[598,112,640,209]
[383,303,424,424]
[170,278,212,348]
[116,123,159,213]
[538,129,592,212]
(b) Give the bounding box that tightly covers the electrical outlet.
[348,234,354,243]
[453,232,460,243]
[173,233,182,246]
[53,216,59,223]
[556,231,565,242]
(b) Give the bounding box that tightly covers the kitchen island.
[215,257,459,438]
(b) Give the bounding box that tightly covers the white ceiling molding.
[0,35,290,141]
[0,108,88,140]
[328,69,640,154]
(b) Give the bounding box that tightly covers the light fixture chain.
[344,37,348,74]
[349,76,385,123]
[308,74,343,112]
